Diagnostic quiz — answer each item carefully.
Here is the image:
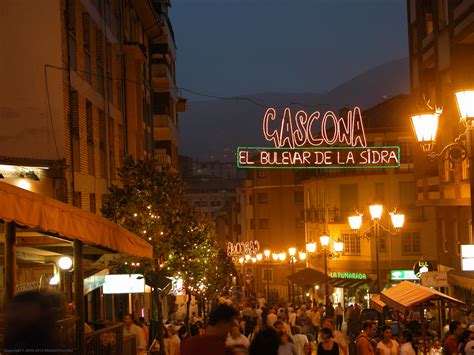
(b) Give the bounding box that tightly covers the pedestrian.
[458,330,473,355]
[399,330,416,355]
[249,326,280,355]
[181,304,238,355]
[320,318,347,355]
[248,324,261,343]
[444,321,462,355]
[278,331,297,355]
[226,324,250,348]
[268,309,278,327]
[376,325,400,355]
[335,303,344,331]
[164,325,181,355]
[123,314,147,354]
[465,332,474,355]
[317,327,339,355]
[355,320,376,355]
[291,325,309,355]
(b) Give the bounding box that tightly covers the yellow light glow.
[239,257,244,264]
[264,249,271,258]
[288,247,296,256]
[390,211,405,229]
[320,235,330,247]
[58,256,73,270]
[272,253,279,261]
[256,253,263,261]
[278,252,286,261]
[306,242,316,253]
[299,252,307,261]
[410,112,440,143]
[49,274,60,285]
[333,239,344,253]
[348,214,363,230]
[17,179,31,191]
[245,254,251,261]
[251,257,257,263]
[369,204,383,220]
[455,90,474,121]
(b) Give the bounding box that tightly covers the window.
[443,160,454,182]
[86,101,93,143]
[295,217,304,230]
[73,191,82,208]
[262,269,273,283]
[195,201,208,208]
[341,232,361,255]
[402,231,421,255]
[70,91,79,137]
[67,0,77,71]
[89,193,96,213]
[259,218,269,230]
[258,193,268,204]
[152,93,170,115]
[96,29,104,94]
[294,191,304,203]
[257,170,266,178]
[210,200,222,207]
[340,184,358,217]
[399,140,414,164]
[83,13,91,83]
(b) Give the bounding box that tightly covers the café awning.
[380,281,466,313]
[369,294,387,313]
[0,182,152,258]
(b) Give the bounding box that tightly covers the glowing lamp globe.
[272,253,279,261]
[410,112,440,153]
[239,257,244,264]
[299,252,307,261]
[278,252,287,261]
[369,203,383,220]
[245,254,251,261]
[288,247,297,256]
[455,90,474,122]
[49,274,60,286]
[390,211,405,229]
[319,235,330,247]
[333,239,344,253]
[264,249,271,258]
[348,214,363,230]
[256,253,263,261]
[58,256,73,270]
[306,242,316,253]
[251,257,257,263]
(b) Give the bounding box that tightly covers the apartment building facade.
[407,0,474,301]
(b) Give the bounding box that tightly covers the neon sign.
[227,240,261,257]
[330,272,367,280]
[238,107,401,169]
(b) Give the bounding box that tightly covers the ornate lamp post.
[348,204,404,293]
[410,90,474,238]
[263,249,271,301]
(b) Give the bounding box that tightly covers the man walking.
[355,321,377,355]
[335,303,344,331]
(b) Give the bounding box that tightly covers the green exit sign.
[391,270,418,280]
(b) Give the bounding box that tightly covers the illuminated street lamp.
[299,251,307,261]
[245,254,251,262]
[333,239,344,253]
[272,253,279,261]
[256,253,263,261]
[455,90,474,123]
[288,247,297,257]
[349,204,404,293]
[264,250,271,258]
[306,242,316,253]
[278,252,287,262]
[410,111,441,153]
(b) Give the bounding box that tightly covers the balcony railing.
[303,208,341,223]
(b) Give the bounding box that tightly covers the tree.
[101,156,234,352]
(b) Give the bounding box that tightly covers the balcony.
[153,114,178,144]
[152,61,173,89]
[155,151,172,165]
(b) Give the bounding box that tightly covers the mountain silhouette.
[179,58,409,160]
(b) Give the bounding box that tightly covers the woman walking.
[376,326,400,355]
[317,328,339,355]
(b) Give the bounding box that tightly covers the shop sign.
[391,270,418,280]
[103,274,145,294]
[413,260,433,278]
[461,245,474,271]
[237,106,400,169]
[420,271,448,287]
[330,272,367,279]
[227,240,260,257]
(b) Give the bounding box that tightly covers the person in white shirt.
[291,325,309,355]
[164,325,181,355]
[226,324,250,348]
[123,314,147,355]
[267,310,278,327]
[289,309,297,328]
[399,330,416,355]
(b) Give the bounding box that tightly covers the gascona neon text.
[262,106,367,148]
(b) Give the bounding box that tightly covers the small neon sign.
[237,106,401,169]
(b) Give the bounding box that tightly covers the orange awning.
[0,182,152,258]
[380,281,465,313]
[369,294,386,313]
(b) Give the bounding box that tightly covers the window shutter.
[83,13,90,50]
[67,0,76,34]
[70,91,79,137]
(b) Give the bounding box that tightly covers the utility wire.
[44,64,333,110]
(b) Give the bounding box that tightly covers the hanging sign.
[237,107,400,169]
[391,270,418,280]
[420,271,448,287]
[413,260,433,278]
[461,245,474,271]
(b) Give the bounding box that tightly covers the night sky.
[171,0,409,97]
